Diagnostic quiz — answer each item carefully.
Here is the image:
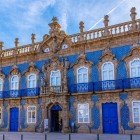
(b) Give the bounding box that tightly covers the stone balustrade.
[0,18,140,58]
[70,19,140,43]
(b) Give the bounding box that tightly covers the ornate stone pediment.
[24,62,39,76]
[100,46,115,62]
[73,53,92,69]
[98,46,118,80]
[44,56,64,73]
[123,43,140,62]
[72,53,92,83]
[10,65,20,76]
[40,17,72,54]
[123,43,140,77]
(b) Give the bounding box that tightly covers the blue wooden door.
[10,107,19,132]
[102,103,118,134]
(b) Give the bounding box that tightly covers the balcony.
[123,77,140,89]
[50,86,62,93]
[0,87,40,99]
[94,79,123,92]
[69,77,140,93]
[3,90,20,98]
[20,87,40,97]
[69,82,94,93]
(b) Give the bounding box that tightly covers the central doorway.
[51,104,62,132]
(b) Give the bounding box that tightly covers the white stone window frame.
[0,107,2,124]
[27,73,37,88]
[0,78,3,91]
[132,101,140,123]
[129,58,140,78]
[50,70,61,86]
[77,66,88,84]
[10,75,19,90]
[27,106,36,124]
[101,61,114,81]
[77,103,90,123]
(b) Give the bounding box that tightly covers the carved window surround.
[98,47,118,80]
[24,62,39,87]
[73,53,92,84]
[123,44,140,78]
[9,65,21,90]
[43,56,65,92]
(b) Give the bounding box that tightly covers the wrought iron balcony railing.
[123,77,140,89]
[50,86,62,93]
[0,87,40,99]
[69,82,94,93]
[69,77,140,93]
[94,79,123,92]
[20,87,40,97]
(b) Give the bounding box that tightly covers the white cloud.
[13,0,56,30]
[0,0,140,48]
[58,0,68,31]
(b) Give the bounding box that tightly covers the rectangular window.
[132,101,140,123]
[0,108,2,124]
[27,106,36,123]
[78,103,89,123]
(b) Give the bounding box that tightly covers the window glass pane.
[102,62,114,81]
[28,74,36,88]
[11,75,19,90]
[78,103,89,123]
[50,71,61,86]
[56,77,60,85]
[133,102,140,123]
[78,74,82,83]
[28,106,36,123]
[78,68,87,73]
[77,67,88,83]
[131,59,140,78]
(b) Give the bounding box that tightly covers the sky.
[0,0,139,48]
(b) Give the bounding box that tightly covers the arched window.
[102,62,114,81]
[27,74,37,88]
[77,67,88,83]
[11,75,19,90]
[0,78,3,91]
[130,59,140,78]
[50,70,61,86]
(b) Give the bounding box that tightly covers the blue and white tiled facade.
[0,8,140,134]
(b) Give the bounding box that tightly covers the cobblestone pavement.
[0,132,140,140]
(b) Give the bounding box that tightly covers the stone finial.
[130,7,137,21]
[15,38,19,48]
[49,17,61,36]
[104,15,109,27]
[52,17,58,23]
[31,33,36,44]
[79,21,84,33]
[0,42,3,51]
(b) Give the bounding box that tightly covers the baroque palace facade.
[0,7,140,134]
